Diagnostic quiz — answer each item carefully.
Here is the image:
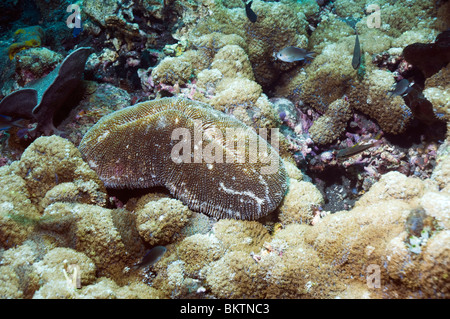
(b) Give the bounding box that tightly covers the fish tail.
[12,119,25,128]
[373,132,383,140]
[306,51,316,59]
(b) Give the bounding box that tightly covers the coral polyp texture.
[79,97,289,220]
[0,0,449,301]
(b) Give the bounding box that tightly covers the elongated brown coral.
[308,98,353,145]
[79,97,288,220]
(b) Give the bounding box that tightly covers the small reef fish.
[352,30,361,70]
[276,46,315,63]
[73,24,83,38]
[244,1,257,23]
[387,79,414,97]
[132,246,167,270]
[336,133,382,159]
[0,114,25,130]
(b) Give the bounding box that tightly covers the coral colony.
[0,0,449,300]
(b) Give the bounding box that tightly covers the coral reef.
[179,0,314,89]
[423,65,450,122]
[0,135,106,249]
[277,179,324,225]
[0,121,449,300]
[43,202,144,278]
[0,0,448,301]
[149,34,280,130]
[14,48,63,86]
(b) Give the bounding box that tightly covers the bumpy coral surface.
[0,0,448,301]
[136,197,193,245]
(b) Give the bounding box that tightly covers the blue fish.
[0,114,25,131]
[276,46,315,63]
[387,79,413,97]
[73,25,83,38]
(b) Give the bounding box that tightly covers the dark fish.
[276,46,315,63]
[0,114,25,131]
[336,134,382,159]
[244,1,257,23]
[387,79,413,98]
[405,207,427,237]
[352,30,361,70]
[133,246,167,269]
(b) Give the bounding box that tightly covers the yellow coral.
[43,202,144,279]
[212,219,271,253]
[308,98,352,145]
[176,233,224,277]
[277,179,324,225]
[8,26,45,60]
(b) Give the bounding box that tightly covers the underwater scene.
[0,0,449,300]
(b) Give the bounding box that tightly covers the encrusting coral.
[0,0,449,301]
[423,65,450,122]
[9,135,106,211]
[0,132,448,299]
[42,202,145,279]
[135,197,193,246]
[150,34,280,131]
[277,179,324,225]
[0,135,106,249]
[308,98,353,145]
[8,26,45,60]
